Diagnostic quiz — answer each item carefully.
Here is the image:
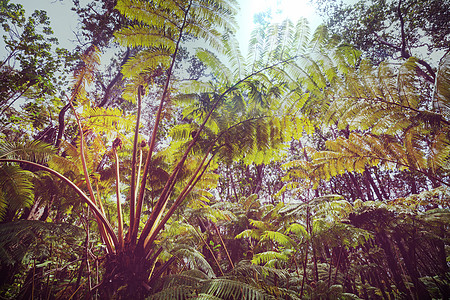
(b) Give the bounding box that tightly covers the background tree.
[0,0,74,142]
[314,0,449,66]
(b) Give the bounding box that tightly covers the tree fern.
[174,245,216,277]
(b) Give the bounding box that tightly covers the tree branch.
[97,48,130,108]
[397,0,409,59]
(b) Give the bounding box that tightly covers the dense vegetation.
[0,0,448,299]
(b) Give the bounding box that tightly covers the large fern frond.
[0,165,34,220]
[199,278,270,300]
[434,51,450,120]
[115,0,238,81]
[0,140,55,163]
[171,244,216,278]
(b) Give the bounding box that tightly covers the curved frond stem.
[113,146,124,250]
[185,218,225,276]
[212,221,234,269]
[95,180,107,218]
[136,145,143,200]
[139,140,217,252]
[138,57,297,251]
[0,159,119,248]
[68,99,116,253]
[129,85,143,239]
[373,97,450,126]
[132,0,194,244]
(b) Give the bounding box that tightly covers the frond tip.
[200,278,270,300]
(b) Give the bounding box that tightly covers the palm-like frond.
[0,140,55,163]
[434,51,450,119]
[199,278,270,300]
[0,165,34,221]
[115,0,238,81]
[251,251,289,266]
[171,244,216,278]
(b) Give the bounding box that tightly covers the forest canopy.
[0,0,449,299]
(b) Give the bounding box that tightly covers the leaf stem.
[0,159,119,247]
[132,0,194,244]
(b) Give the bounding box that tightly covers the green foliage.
[284,49,450,191]
[0,164,34,221]
[316,0,450,63]
[0,0,74,140]
[0,140,55,163]
[1,0,449,299]
[199,278,269,300]
[115,0,238,81]
[0,220,84,266]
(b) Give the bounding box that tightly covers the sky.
[3,0,324,56]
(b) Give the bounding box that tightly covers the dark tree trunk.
[376,232,412,299]
[347,172,364,200]
[364,169,384,201]
[394,231,432,300]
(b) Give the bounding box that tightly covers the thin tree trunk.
[394,231,432,300]
[348,172,364,200]
[300,206,311,298]
[373,167,389,199]
[364,169,384,201]
[377,232,411,299]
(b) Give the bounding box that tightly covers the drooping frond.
[199,278,270,300]
[312,132,427,180]
[251,250,289,265]
[115,0,238,81]
[0,140,55,163]
[324,57,448,134]
[0,165,34,220]
[259,231,296,248]
[230,259,289,282]
[121,46,173,78]
[196,49,233,84]
[284,223,308,239]
[434,51,450,120]
[223,34,245,79]
[309,25,329,52]
[171,244,215,278]
[71,44,101,103]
